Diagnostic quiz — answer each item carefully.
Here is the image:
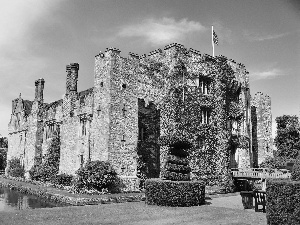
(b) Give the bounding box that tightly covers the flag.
[213,30,218,45]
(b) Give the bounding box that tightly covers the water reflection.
[0,187,66,211]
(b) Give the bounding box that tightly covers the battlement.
[105,47,121,54]
[148,48,163,56]
[164,43,186,50]
[253,92,271,99]
[128,52,139,59]
[66,63,79,71]
[188,48,202,56]
[95,52,105,58]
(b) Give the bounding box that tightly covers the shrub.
[74,160,119,192]
[29,165,41,181]
[0,148,7,170]
[7,158,24,178]
[145,179,205,206]
[266,179,300,224]
[291,155,300,181]
[219,172,236,193]
[52,174,74,186]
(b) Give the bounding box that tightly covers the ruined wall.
[251,92,273,165]
[7,96,37,177]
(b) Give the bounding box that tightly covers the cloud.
[0,0,61,136]
[243,30,290,42]
[118,17,206,45]
[251,68,284,80]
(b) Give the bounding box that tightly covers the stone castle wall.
[6,43,268,189]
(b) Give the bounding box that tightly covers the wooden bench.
[254,190,266,213]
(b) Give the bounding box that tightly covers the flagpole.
[212,25,214,57]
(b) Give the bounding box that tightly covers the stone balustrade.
[231,168,291,179]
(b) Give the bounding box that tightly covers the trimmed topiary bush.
[7,157,24,178]
[145,138,206,206]
[291,155,300,181]
[74,160,119,192]
[161,171,190,181]
[145,179,205,206]
[266,179,300,225]
[162,140,191,181]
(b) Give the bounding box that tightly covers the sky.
[0,0,299,138]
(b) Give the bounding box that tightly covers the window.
[122,104,127,117]
[200,109,210,124]
[45,121,59,139]
[197,136,207,151]
[138,127,145,141]
[192,77,210,94]
[199,80,210,94]
[80,119,87,136]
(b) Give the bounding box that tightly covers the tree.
[0,137,8,170]
[274,115,300,159]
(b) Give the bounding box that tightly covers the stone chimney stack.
[66,63,79,95]
[34,78,45,103]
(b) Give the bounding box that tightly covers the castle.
[7,43,273,189]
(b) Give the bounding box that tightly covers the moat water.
[0,187,66,211]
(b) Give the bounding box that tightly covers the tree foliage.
[274,115,300,159]
[7,157,24,178]
[29,136,60,182]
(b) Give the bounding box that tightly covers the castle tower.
[92,47,140,190]
[251,92,273,165]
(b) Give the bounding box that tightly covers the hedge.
[266,179,300,225]
[145,178,205,207]
[161,171,190,181]
[166,154,189,166]
[291,155,300,181]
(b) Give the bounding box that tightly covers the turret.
[66,63,79,95]
[34,78,45,103]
